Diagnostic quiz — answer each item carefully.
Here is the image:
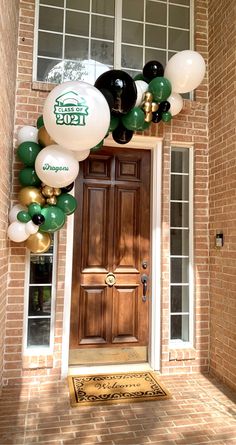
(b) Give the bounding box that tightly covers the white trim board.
[61,135,163,378]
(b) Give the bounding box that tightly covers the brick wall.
[208,0,236,390]
[2,0,209,385]
[0,0,19,390]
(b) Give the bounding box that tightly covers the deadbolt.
[105,272,116,286]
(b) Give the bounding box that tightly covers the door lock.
[105,272,116,287]
[141,274,148,302]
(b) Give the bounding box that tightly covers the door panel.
[70,146,151,363]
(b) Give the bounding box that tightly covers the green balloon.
[162,111,172,122]
[148,77,172,102]
[19,167,41,187]
[28,203,42,217]
[56,194,77,215]
[17,142,41,167]
[109,116,119,132]
[90,140,104,152]
[37,115,44,129]
[40,206,66,232]
[17,211,31,223]
[133,73,145,81]
[138,120,152,131]
[122,107,145,131]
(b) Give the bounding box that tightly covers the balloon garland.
[8,51,206,253]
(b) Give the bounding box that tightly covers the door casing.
[61,135,162,378]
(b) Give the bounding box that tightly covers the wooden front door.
[70,146,151,365]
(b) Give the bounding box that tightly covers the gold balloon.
[143,101,152,113]
[152,102,158,112]
[19,187,45,206]
[47,196,57,205]
[144,92,153,102]
[26,232,52,254]
[53,188,61,196]
[145,112,153,123]
[38,126,56,147]
[42,185,54,198]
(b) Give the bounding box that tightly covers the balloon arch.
[8,51,206,253]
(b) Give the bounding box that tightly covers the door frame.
[61,135,162,378]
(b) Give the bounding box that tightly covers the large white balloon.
[43,81,110,151]
[9,204,28,223]
[164,50,206,94]
[135,80,149,107]
[7,221,29,243]
[25,221,39,236]
[73,148,90,162]
[17,126,38,145]
[167,92,184,116]
[35,144,79,188]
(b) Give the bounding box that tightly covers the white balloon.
[43,81,110,151]
[25,221,39,236]
[164,50,206,94]
[167,92,184,116]
[73,149,90,162]
[135,80,149,107]
[7,221,29,243]
[9,204,28,223]
[35,144,79,188]
[17,126,38,145]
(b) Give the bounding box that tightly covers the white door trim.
[61,135,162,378]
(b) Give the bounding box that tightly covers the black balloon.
[32,214,45,226]
[99,88,115,110]
[143,60,164,82]
[112,124,134,144]
[159,101,171,112]
[152,110,163,123]
[95,70,137,116]
[61,182,74,193]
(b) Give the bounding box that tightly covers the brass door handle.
[105,272,116,286]
[141,274,148,302]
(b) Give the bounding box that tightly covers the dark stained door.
[70,146,151,364]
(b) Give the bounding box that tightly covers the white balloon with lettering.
[164,50,206,94]
[17,126,38,145]
[35,145,79,188]
[167,92,183,116]
[135,80,149,107]
[7,221,29,243]
[9,204,27,223]
[43,81,110,151]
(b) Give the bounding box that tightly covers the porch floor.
[0,373,236,445]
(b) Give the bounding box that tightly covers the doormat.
[68,372,171,407]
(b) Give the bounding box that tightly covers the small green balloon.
[17,142,41,167]
[121,107,145,131]
[109,116,119,132]
[138,120,152,131]
[36,115,44,129]
[90,140,104,152]
[40,206,66,232]
[19,167,41,187]
[17,211,31,223]
[56,194,77,215]
[133,73,145,81]
[162,111,172,122]
[148,77,172,102]
[28,202,42,217]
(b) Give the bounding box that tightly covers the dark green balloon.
[162,111,172,122]
[56,194,77,215]
[17,142,41,167]
[90,140,104,152]
[133,73,145,81]
[36,115,44,129]
[148,77,172,102]
[109,116,119,132]
[138,120,152,131]
[19,167,41,187]
[17,211,31,223]
[28,202,42,217]
[121,107,145,131]
[40,206,66,232]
